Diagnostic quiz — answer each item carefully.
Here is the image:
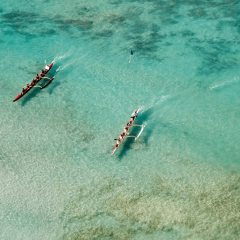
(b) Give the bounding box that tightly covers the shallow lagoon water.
[0,0,240,239]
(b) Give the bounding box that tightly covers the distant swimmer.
[129,50,133,63]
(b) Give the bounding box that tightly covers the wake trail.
[56,53,89,73]
[136,95,169,127]
[209,77,239,90]
[141,95,169,113]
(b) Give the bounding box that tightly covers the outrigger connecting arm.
[131,124,144,127]
[114,135,137,140]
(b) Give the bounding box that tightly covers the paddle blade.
[131,50,133,55]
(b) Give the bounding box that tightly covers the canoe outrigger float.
[13,61,54,102]
[111,108,145,155]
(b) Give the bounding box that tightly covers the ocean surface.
[0,0,240,239]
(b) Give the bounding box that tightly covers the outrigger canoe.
[13,62,54,102]
[111,108,144,155]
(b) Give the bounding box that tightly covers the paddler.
[126,119,134,127]
[130,116,137,123]
[125,126,130,131]
[30,78,35,85]
[40,70,45,77]
[131,112,138,121]
[122,127,129,136]
[26,84,30,90]
[116,140,120,147]
[123,128,127,133]
[21,88,25,95]
[126,122,131,127]
[132,111,138,117]
[118,135,123,142]
[36,74,40,80]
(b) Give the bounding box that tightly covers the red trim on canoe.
[111,147,117,155]
[13,94,21,102]
[135,108,140,114]
[49,62,54,69]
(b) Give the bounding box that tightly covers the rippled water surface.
[0,0,240,239]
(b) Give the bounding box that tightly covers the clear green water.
[1,0,240,239]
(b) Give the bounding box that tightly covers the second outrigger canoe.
[111,108,144,155]
[13,62,54,102]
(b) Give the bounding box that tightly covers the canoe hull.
[13,61,54,102]
[111,108,140,155]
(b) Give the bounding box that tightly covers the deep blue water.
[0,0,240,239]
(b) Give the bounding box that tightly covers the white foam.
[142,95,169,112]
[209,77,239,90]
[55,53,89,72]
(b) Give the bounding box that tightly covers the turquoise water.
[1,0,240,239]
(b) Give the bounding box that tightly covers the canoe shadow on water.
[117,107,155,161]
[20,65,60,106]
